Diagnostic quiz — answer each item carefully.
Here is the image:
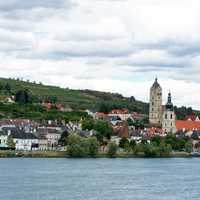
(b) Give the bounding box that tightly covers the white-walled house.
[2,127,39,151]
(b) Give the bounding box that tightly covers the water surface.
[0,158,199,200]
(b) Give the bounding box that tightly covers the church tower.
[149,78,162,126]
[162,92,176,133]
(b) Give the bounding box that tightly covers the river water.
[0,158,199,200]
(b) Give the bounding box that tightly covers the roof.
[151,78,161,89]
[0,119,38,127]
[176,120,200,131]
[185,115,199,121]
[110,108,129,114]
[2,127,38,139]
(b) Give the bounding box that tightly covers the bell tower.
[149,78,162,126]
[162,92,176,133]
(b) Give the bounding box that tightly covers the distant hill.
[0,77,149,114]
[0,77,199,121]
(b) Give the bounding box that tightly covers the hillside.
[0,77,149,114]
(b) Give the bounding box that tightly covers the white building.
[162,92,176,134]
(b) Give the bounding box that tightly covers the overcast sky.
[1,0,200,109]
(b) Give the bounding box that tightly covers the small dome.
[151,78,161,89]
[166,92,173,110]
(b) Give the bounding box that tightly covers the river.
[0,158,199,200]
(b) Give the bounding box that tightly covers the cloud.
[0,0,200,109]
[0,0,68,11]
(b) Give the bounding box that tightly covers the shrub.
[107,142,118,158]
[67,134,99,157]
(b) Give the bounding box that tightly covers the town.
[0,78,200,157]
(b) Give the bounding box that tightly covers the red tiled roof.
[176,120,200,131]
[110,109,129,114]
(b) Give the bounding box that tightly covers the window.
[171,114,173,119]
[165,114,167,119]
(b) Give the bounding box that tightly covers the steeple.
[166,92,173,110]
[151,77,161,89]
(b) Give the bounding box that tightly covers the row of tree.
[118,134,193,157]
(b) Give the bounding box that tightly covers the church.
[149,78,177,134]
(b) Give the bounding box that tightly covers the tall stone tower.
[162,92,176,133]
[149,78,162,126]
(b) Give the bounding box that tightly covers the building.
[176,120,200,132]
[162,92,176,133]
[149,78,177,134]
[0,130,8,148]
[185,115,200,122]
[108,109,131,121]
[2,127,39,151]
[37,127,62,149]
[149,78,162,126]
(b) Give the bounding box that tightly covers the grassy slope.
[0,78,149,114]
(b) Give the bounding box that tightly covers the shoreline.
[0,150,195,158]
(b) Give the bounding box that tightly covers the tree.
[67,134,99,157]
[107,142,118,158]
[94,120,113,142]
[143,143,158,157]
[185,141,193,153]
[4,83,11,94]
[127,118,134,126]
[15,90,29,104]
[119,137,129,149]
[7,136,15,148]
[82,118,94,131]
[98,102,111,114]
[129,140,136,151]
[88,137,99,157]
[48,96,58,104]
[158,141,172,157]
[59,130,69,146]
[151,136,162,146]
[67,134,85,157]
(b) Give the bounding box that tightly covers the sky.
[1,0,200,109]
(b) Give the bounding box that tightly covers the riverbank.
[0,150,193,158]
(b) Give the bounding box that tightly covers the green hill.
[0,77,198,121]
[0,77,149,114]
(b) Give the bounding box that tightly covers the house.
[185,115,200,122]
[112,121,129,138]
[108,109,131,121]
[2,127,39,151]
[176,120,200,132]
[37,127,62,149]
[95,112,108,120]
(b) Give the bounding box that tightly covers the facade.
[108,109,131,121]
[37,127,62,149]
[162,92,176,133]
[0,131,8,148]
[149,78,162,126]
[2,127,39,151]
[14,137,39,151]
